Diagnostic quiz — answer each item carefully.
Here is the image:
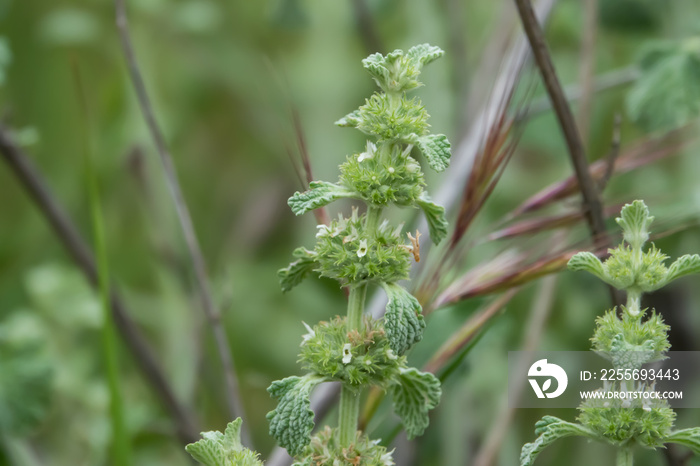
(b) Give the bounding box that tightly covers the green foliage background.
[1,0,700,464]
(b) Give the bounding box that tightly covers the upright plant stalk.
[338,284,367,445]
[617,447,633,466]
[185,44,452,465]
[521,201,700,466]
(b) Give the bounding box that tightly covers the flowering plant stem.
[339,283,368,446]
[617,447,633,466]
[339,206,380,446]
[186,44,452,465]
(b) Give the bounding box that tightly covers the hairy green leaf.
[381,282,425,355]
[665,254,700,283]
[278,248,317,292]
[267,374,325,456]
[414,194,447,245]
[568,252,606,281]
[521,416,596,466]
[616,200,653,249]
[335,109,361,127]
[417,134,451,172]
[186,418,263,466]
[627,38,700,132]
[390,367,441,439]
[288,181,355,216]
[665,428,700,455]
[362,52,390,88]
[406,44,444,68]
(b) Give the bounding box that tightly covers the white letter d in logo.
[528,359,568,399]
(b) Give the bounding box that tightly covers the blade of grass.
[73,62,131,463]
[487,204,623,241]
[425,290,518,374]
[509,116,692,218]
[434,248,579,305]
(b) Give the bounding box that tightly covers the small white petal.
[300,322,315,346]
[357,239,368,258]
[315,225,329,238]
[342,343,353,364]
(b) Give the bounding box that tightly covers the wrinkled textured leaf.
[417,134,451,172]
[567,252,606,281]
[627,39,700,132]
[414,193,447,245]
[521,416,595,466]
[335,109,361,127]
[616,200,653,248]
[665,428,700,455]
[267,375,324,456]
[186,418,263,466]
[390,367,441,439]
[278,248,317,292]
[381,282,425,354]
[406,44,444,68]
[665,254,700,283]
[362,52,389,86]
[288,181,355,216]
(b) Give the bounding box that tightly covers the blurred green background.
[1,0,700,464]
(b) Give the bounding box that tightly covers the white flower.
[300,322,315,346]
[357,239,368,258]
[358,141,376,162]
[315,224,329,238]
[621,399,631,408]
[342,343,352,364]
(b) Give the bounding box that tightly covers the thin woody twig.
[0,125,199,445]
[114,0,249,444]
[513,0,607,244]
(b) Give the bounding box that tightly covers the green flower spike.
[270,45,449,463]
[521,201,700,466]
